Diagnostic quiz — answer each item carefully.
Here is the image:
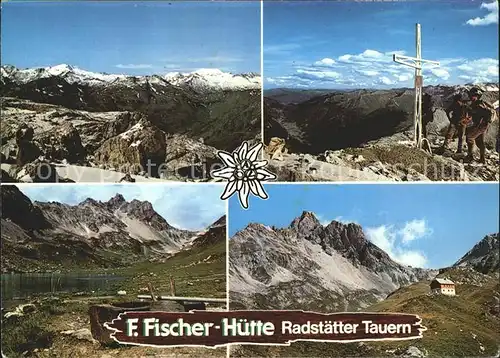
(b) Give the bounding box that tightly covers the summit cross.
[393,23,440,151]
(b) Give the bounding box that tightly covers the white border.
[260,0,265,147]
[103,310,426,349]
[225,195,231,358]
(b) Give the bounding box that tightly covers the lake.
[1,272,125,305]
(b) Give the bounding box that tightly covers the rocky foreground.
[264,84,499,182]
[0,65,261,183]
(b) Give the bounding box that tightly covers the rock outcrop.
[454,233,500,275]
[94,121,167,176]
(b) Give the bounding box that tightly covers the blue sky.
[18,184,226,231]
[229,183,499,269]
[1,1,260,75]
[264,1,499,89]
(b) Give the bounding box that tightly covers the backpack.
[478,101,497,123]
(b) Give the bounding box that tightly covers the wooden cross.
[393,23,440,151]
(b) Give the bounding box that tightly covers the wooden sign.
[104,310,426,348]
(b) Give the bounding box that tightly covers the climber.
[465,87,495,164]
[420,92,437,140]
[441,94,466,153]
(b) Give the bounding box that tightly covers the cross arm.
[393,54,440,69]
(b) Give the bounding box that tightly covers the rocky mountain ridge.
[0,185,224,272]
[1,64,261,91]
[229,211,436,312]
[454,233,499,275]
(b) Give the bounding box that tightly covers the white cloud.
[115,64,153,69]
[430,68,451,80]
[265,43,302,55]
[339,49,386,64]
[19,184,225,231]
[365,225,397,257]
[380,76,395,85]
[356,69,379,77]
[317,215,359,226]
[266,47,498,89]
[314,58,336,67]
[396,74,411,82]
[399,219,433,244]
[365,219,432,267]
[296,69,342,80]
[466,1,499,26]
[455,58,499,83]
[334,216,359,225]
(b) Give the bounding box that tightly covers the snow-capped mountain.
[1,64,261,91]
[164,68,261,91]
[1,64,126,86]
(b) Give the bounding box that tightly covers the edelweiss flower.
[211,141,276,209]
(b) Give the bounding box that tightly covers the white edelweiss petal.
[211,167,234,179]
[253,180,269,199]
[246,142,263,161]
[221,181,238,200]
[256,168,277,180]
[238,182,250,209]
[253,160,268,169]
[238,142,248,160]
[218,151,236,167]
[233,151,241,164]
[249,180,268,199]
[236,179,244,191]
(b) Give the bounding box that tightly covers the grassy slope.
[233,268,500,357]
[1,240,226,358]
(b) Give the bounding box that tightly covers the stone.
[163,133,221,181]
[94,120,166,177]
[0,169,18,183]
[34,122,86,163]
[15,124,41,166]
[4,303,36,318]
[61,328,98,344]
[402,346,427,357]
[118,173,136,183]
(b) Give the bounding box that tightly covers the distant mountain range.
[1,64,261,92]
[0,185,226,272]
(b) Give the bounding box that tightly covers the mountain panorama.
[263,83,499,182]
[229,210,499,311]
[230,211,500,357]
[0,185,226,273]
[0,64,261,183]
